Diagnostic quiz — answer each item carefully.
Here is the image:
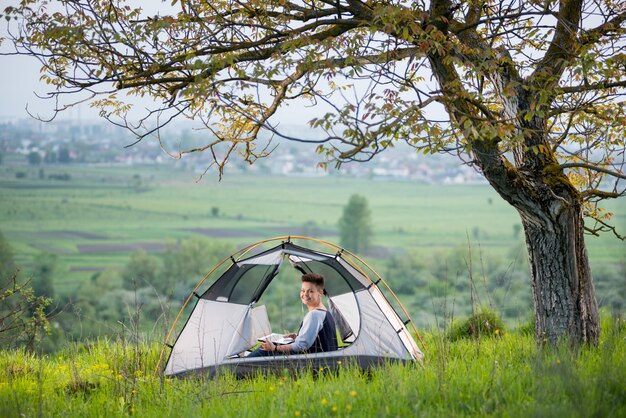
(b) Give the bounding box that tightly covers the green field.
[1,314,624,418]
[2,159,626,417]
[1,160,625,328]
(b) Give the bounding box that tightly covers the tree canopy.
[2,0,625,345]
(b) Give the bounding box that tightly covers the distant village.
[0,117,487,185]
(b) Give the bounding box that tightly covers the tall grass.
[1,313,624,417]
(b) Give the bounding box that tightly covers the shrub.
[447,306,505,341]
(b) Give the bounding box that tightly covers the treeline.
[0,233,234,352]
[2,230,624,353]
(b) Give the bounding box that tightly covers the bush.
[447,306,505,341]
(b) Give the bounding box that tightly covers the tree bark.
[520,198,600,346]
[465,133,601,346]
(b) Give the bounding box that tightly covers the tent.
[158,237,424,377]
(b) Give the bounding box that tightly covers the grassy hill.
[1,314,624,417]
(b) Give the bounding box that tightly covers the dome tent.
[158,237,424,378]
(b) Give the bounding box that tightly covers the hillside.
[1,314,624,417]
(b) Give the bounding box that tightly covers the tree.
[0,273,52,352]
[338,194,373,255]
[122,250,160,290]
[0,231,16,282]
[27,150,41,166]
[159,237,233,294]
[32,252,57,302]
[58,147,71,164]
[0,234,51,351]
[3,1,625,346]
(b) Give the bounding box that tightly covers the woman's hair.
[301,273,325,289]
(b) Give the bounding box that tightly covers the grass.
[1,313,624,417]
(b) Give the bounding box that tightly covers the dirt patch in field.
[28,243,75,255]
[69,266,108,272]
[41,230,109,240]
[183,228,257,238]
[77,243,166,254]
[263,226,337,237]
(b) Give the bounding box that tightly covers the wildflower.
[349,390,357,397]
[346,405,353,412]
[495,329,500,335]
[269,386,275,392]
[337,360,342,365]
[556,359,561,364]
[294,412,301,417]
[321,398,328,405]
[332,405,338,412]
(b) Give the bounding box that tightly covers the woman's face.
[300,281,322,308]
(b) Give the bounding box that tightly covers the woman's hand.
[285,333,297,340]
[260,340,276,351]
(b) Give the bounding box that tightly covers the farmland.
[1,157,625,333]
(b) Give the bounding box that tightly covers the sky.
[0,29,55,120]
[0,0,145,122]
[0,1,315,126]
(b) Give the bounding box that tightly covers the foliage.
[121,250,159,291]
[160,237,234,293]
[32,252,57,301]
[447,306,506,342]
[384,249,430,294]
[26,151,41,166]
[0,273,52,352]
[338,194,372,255]
[0,231,16,281]
[0,313,624,417]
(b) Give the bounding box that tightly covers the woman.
[248,273,338,357]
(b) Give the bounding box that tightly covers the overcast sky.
[0,0,143,122]
[0,1,315,126]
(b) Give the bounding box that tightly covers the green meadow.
[1,160,624,319]
[1,314,624,417]
[2,161,624,264]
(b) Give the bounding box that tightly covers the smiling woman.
[248,273,338,357]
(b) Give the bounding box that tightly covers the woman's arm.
[261,311,325,353]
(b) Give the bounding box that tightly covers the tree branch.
[561,162,626,180]
[530,0,583,89]
[560,80,626,94]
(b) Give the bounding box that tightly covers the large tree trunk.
[465,134,601,346]
[520,199,600,346]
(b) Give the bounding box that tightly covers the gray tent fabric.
[162,240,423,377]
[327,295,354,342]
